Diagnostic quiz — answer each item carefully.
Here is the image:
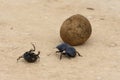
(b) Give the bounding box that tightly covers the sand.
[0,0,120,80]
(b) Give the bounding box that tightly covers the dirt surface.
[0,0,120,80]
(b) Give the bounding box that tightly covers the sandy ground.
[0,0,120,80]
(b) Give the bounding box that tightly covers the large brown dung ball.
[60,14,92,46]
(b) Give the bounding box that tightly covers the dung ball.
[60,14,92,46]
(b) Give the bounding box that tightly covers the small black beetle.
[56,43,82,60]
[17,44,40,63]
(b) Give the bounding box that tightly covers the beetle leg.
[76,51,82,57]
[60,52,63,60]
[32,43,36,51]
[36,51,40,61]
[29,43,36,52]
[17,56,23,61]
[37,56,40,59]
[37,56,40,61]
[56,51,60,53]
[37,51,40,56]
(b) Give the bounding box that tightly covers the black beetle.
[17,44,40,63]
[56,43,82,60]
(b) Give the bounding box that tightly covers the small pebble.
[10,27,13,30]
[87,7,95,10]
[100,18,104,20]
[47,53,51,56]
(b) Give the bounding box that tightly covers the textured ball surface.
[60,14,92,46]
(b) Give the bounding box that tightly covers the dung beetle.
[17,44,40,63]
[56,43,82,60]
